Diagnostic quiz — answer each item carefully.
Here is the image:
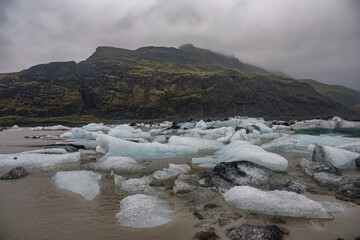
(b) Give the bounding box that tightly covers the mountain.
[0,44,359,123]
[298,79,360,112]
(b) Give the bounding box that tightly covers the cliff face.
[0,45,358,120]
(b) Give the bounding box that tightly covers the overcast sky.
[0,0,359,90]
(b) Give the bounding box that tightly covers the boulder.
[226,224,284,240]
[0,167,29,180]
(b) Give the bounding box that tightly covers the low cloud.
[0,0,359,90]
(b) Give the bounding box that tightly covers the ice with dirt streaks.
[153,163,191,180]
[192,141,288,171]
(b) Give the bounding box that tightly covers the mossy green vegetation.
[0,45,359,123]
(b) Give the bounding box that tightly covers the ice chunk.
[82,123,110,132]
[114,175,156,195]
[82,157,142,173]
[52,170,101,200]
[223,186,342,218]
[108,125,151,139]
[229,129,248,142]
[153,164,191,180]
[173,179,195,194]
[5,125,22,131]
[69,128,103,140]
[248,132,281,140]
[195,120,208,129]
[189,127,235,140]
[168,136,224,150]
[261,140,297,152]
[182,122,196,129]
[271,134,356,148]
[0,150,80,167]
[292,117,360,132]
[60,131,71,138]
[338,142,360,154]
[116,194,173,228]
[192,141,288,171]
[30,125,70,131]
[312,145,359,169]
[97,135,197,160]
[272,125,291,131]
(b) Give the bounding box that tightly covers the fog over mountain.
[0,0,359,90]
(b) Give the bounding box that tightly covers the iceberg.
[312,145,359,169]
[116,194,173,228]
[0,150,81,167]
[82,157,142,173]
[168,136,224,150]
[223,186,344,218]
[5,125,22,131]
[52,170,101,200]
[82,123,110,132]
[189,127,235,140]
[192,141,288,171]
[270,134,356,148]
[195,120,208,129]
[97,135,198,161]
[69,128,103,140]
[108,125,151,139]
[30,125,70,131]
[229,129,248,142]
[261,140,297,152]
[153,164,191,180]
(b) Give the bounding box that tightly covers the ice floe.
[192,141,288,171]
[153,164,191,180]
[168,136,224,150]
[0,150,81,167]
[82,157,142,173]
[116,194,173,228]
[114,175,156,195]
[82,123,110,132]
[30,125,70,131]
[52,170,101,200]
[269,134,356,148]
[97,135,197,161]
[223,186,345,218]
[68,128,104,140]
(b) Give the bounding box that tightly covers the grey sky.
[0,0,359,90]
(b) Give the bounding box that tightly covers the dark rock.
[271,216,286,224]
[269,181,305,194]
[226,224,284,240]
[218,218,231,227]
[301,158,360,200]
[193,211,204,220]
[196,161,272,189]
[167,122,180,130]
[195,230,220,240]
[183,188,219,206]
[129,122,137,127]
[355,157,360,168]
[0,167,29,180]
[203,203,220,211]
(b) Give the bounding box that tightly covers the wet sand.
[0,129,360,240]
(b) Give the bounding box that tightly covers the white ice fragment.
[195,120,208,129]
[151,135,167,143]
[182,122,196,129]
[261,140,297,152]
[223,186,343,218]
[69,128,103,140]
[6,125,22,131]
[82,123,110,132]
[192,141,288,171]
[116,194,173,228]
[271,134,356,148]
[97,135,197,161]
[52,170,101,200]
[30,125,70,131]
[84,157,142,173]
[153,164,191,180]
[0,150,80,167]
[60,131,72,138]
[168,136,224,150]
[229,129,248,142]
[108,125,151,139]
